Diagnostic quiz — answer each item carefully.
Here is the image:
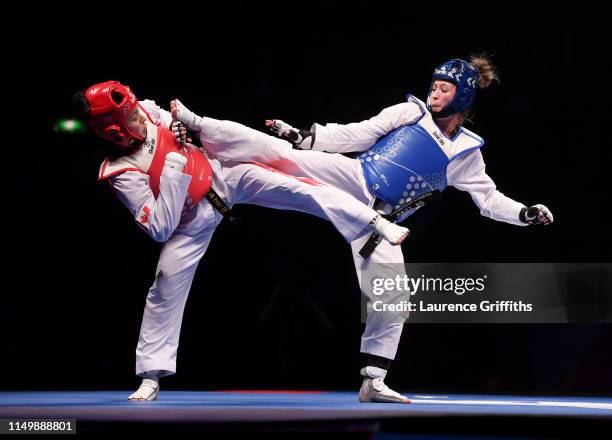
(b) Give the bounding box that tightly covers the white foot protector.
[127,378,159,401]
[172,99,204,132]
[371,216,410,245]
[358,367,410,404]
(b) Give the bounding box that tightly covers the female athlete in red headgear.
[77,80,409,401]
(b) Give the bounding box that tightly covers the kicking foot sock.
[173,99,204,132]
[370,215,410,244]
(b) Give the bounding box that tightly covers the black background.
[2,2,611,395]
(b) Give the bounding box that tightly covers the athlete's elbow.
[479,207,494,220]
[478,191,500,218]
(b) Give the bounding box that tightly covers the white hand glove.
[520,204,554,225]
[164,152,187,173]
[265,119,314,150]
[170,99,204,132]
[170,120,193,144]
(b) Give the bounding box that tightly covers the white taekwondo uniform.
[187,96,527,360]
[100,100,387,376]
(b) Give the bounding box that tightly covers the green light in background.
[54,119,86,134]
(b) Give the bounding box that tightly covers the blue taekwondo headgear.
[426,59,480,117]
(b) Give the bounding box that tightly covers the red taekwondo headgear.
[84,81,143,145]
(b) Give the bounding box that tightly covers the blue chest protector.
[359,95,485,212]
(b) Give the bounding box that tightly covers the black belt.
[205,187,231,216]
[359,190,441,259]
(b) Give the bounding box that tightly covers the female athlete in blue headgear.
[171,54,554,403]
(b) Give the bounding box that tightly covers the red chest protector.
[99,122,213,211]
